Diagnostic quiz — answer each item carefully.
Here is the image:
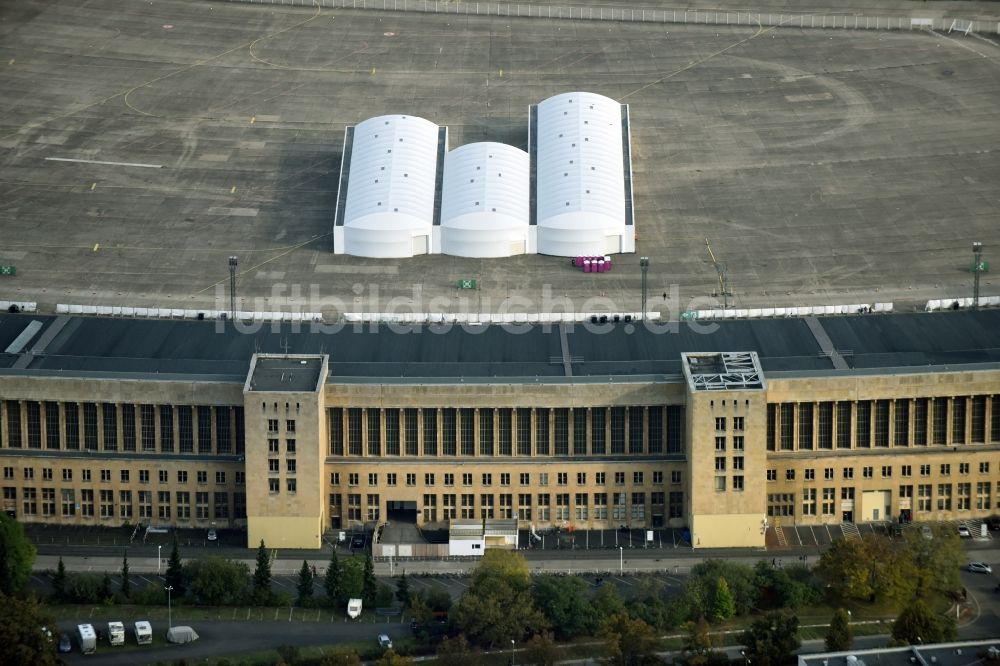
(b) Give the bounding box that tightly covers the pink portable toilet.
[576,255,583,268]
[604,255,612,271]
[597,258,606,272]
[583,259,591,273]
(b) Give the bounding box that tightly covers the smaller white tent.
[166,626,199,644]
[440,142,531,257]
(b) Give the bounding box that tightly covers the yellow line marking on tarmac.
[8,59,14,65]
[230,186,237,194]
[250,116,256,124]
[92,244,100,252]
[90,183,96,191]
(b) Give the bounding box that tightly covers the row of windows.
[766,461,993,482]
[330,491,686,522]
[0,401,245,455]
[331,469,684,487]
[328,406,685,457]
[4,466,245,486]
[768,483,997,516]
[2,487,247,520]
[766,396,1000,451]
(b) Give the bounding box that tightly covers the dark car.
[350,535,366,549]
[58,634,72,653]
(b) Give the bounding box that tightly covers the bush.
[132,582,168,606]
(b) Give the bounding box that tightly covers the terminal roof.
[0,309,998,382]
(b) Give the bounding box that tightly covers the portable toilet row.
[572,255,613,273]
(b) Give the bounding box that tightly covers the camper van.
[134,621,152,645]
[77,624,97,655]
[107,621,125,646]
[347,598,363,619]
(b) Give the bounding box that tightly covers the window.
[733,436,744,451]
[818,402,832,449]
[539,473,548,486]
[715,417,726,431]
[425,473,435,486]
[577,472,586,485]
[287,459,296,473]
[368,473,378,486]
[216,471,226,484]
[843,467,854,480]
[349,473,359,486]
[481,409,496,457]
[940,464,951,476]
[863,466,873,479]
[653,471,663,484]
[715,436,726,452]
[804,468,814,480]
[920,464,931,477]
[822,488,835,515]
[881,466,892,478]
[269,459,279,473]
[671,471,681,484]
[610,407,624,454]
[287,479,297,493]
[596,472,606,485]
[387,473,397,486]
[215,492,229,519]
[733,417,744,431]
[957,482,971,510]
[500,473,511,486]
[937,484,952,510]
[799,403,813,450]
[42,468,52,481]
[766,469,777,482]
[785,469,794,481]
[158,470,167,483]
[714,476,726,492]
[519,473,530,485]
[268,439,279,454]
[856,400,871,448]
[269,479,279,494]
[267,418,279,433]
[614,472,625,485]
[443,473,453,486]
[633,472,643,485]
[959,463,969,475]
[901,465,912,477]
[824,467,834,480]
[976,482,992,510]
[461,494,475,519]
[406,473,416,486]
[918,484,932,512]
[100,469,110,482]
[716,457,727,472]
[981,462,990,474]
[197,470,207,484]
[462,473,472,486]
[836,402,852,449]
[481,473,491,486]
[802,488,817,515]
[732,475,744,491]
[62,468,72,482]
[120,470,129,483]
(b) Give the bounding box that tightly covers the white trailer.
[107,621,125,646]
[134,621,152,645]
[347,598,363,619]
[77,624,96,655]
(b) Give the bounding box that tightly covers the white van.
[134,621,152,645]
[77,624,96,655]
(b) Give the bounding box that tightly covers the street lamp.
[511,638,516,666]
[165,585,174,629]
[639,257,649,320]
[972,242,984,310]
[157,545,162,575]
[619,546,623,576]
[228,256,238,320]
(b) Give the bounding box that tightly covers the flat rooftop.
[0,0,998,316]
[246,355,325,393]
[0,309,997,383]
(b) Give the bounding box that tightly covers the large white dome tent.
[531,91,634,257]
[333,114,446,258]
[439,142,532,258]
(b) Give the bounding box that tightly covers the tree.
[600,612,659,666]
[0,593,60,666]
[120,550,131,600]
[688,560,757,617]
[253,539,272,605]
[452,550,547,647]
[0,513,36,596]
[362,552,378,606]
[51,557,67,602]
[319,650,362,666]
[891,599,956,645]
[524,631,559,666]
[825,609,852,652]
[739,613,800,666]
[99,572,113,602]
[754,561,821,610]
[297,560,314,603]
[710,578,736,624]
[904,529,963,597]
[375,650,413,666]
[532,574,599,639]
[341,557,364,601]
[184,557,250,606]
[425,584,453,613]
[319,649,361,666]
[683,617,713,666]
[436,634,474,666]
[815,535,917,606]
[165,537,185,597]
[395,572,411,608]
[324,548,344,608]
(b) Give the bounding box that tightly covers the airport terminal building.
[0,310,998,549]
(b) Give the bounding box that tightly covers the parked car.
[959,525,971,538]
[377,634,393,650]
[967,561,992,574]
[920,525,933,540]
[207,529,217,541]
[58,634,72,653]
[350,534,366,549]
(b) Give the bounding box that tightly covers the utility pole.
[228,256,238,320]
[715,262,733,308]
[639,256,649,319]
[972,242,984,310]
